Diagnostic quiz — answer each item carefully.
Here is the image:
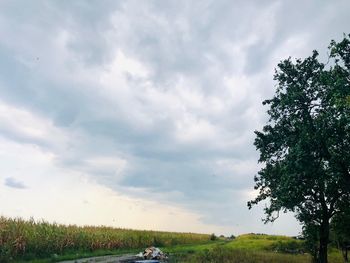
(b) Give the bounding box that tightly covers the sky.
[0,0,349,236]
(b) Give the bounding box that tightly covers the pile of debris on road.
[135,246,168,261]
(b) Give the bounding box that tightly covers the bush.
[210,233,217,241]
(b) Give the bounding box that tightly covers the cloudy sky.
[0,0,349,236]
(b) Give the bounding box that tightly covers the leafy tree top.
[248,34,350,225]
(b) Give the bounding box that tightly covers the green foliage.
[210,233,218,241]
[226,234,304,252]
[330,207,350,262]
[0,216,210,261]
[302,224,320,262]
[270,240,302,253]
[175,234,343,263]
[181,246,311,263]
[179,246,345,263]
[249,34,350,263]
[163,240,225,254]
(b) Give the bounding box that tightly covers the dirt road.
[58,254,141,263]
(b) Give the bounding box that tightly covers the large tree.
[248,35,350,263]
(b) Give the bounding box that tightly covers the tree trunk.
[342,246,349,263]
[318,219,330,263]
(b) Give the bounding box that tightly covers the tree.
[248,35,350,263]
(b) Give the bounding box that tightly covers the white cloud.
[175,114,217,143]
[0,100,68,149]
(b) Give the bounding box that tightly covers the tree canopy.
[248,34,350,263]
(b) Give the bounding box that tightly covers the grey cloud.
[5,177,27,189]
[0,0,349,233]
[0,126,50,150]
[243,0,350,75]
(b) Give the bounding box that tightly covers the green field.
[0,217,344,263]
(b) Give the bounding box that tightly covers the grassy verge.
[225,234,304,251]
[172,234,344,263]
[180,247,311,263]
[179,247,344,263]
[16,241,224,262]
[15,247,142,263]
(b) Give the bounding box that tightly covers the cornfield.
[0,216,210,261]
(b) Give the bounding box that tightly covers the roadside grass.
[175,234,344,263]
[328,248,344,263]
[163,240,227,253]
[224,233,304,251]
[176,234,310,263]
[180,247,344,263]
[180,247,311,263]
[163,240,227,263]
[13,241,224,262]
[14,241,224,262]
[15,247,142,263]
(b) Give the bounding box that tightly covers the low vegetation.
[0,217,346,263]
[224,234,302,252]
[0,216,210,262]
[174,234,343,263]
[181,247,311,263]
